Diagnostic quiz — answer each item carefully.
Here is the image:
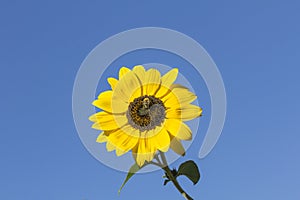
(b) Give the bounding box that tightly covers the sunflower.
[89,65,202,166]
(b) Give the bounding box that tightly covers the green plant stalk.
[160,152,194,200]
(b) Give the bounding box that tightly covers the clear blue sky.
[1,0,300,199]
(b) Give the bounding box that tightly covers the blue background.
[1,0,300,199]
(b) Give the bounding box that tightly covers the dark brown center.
[126,95,166,132]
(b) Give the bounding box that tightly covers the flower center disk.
[126,95,166,132]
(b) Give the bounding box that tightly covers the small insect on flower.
[89,65,202,166]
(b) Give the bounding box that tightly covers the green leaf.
[177,160,200,185]
[118,163,142,194]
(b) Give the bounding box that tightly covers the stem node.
[159,152,194,200]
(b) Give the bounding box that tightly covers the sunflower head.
[89,65,202,166]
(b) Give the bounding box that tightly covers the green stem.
[149,161,163,168]
[159,152,194,200]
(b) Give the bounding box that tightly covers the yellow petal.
[107,127,139,153]
[92,90,113,112]
[154,85,171,99]
[151,127,170,152]
[133,65,146,96]
[89,112,127,131]
[116,148,126,156]
[132,127,170,166]
[111,99,128,114]
[119,66,131,79]
[132,139,156,166]
[113,71,142,104]
[154,69,180,98]
[128,87,143,103]
[144,68,161,95]
[164,88,197,108]
[107,77,118,90]
[133,65,145,73]
[165,119,192,140]
[161,68,178,88]
[161,92,180,109]
[172,88,197,104]
[170,84,188,90]
[166,104,203,121]
[120,125,140,138]
[96,132,108,143]
[133,65,146,81]
[106,141,116,152]
[170,136,185,156]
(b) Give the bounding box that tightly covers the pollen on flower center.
[126,95,166,132]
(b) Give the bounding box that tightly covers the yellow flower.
[89,65,202,166]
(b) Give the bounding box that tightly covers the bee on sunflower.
[89,65,202,200]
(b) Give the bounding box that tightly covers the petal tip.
[88,114,95,121]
